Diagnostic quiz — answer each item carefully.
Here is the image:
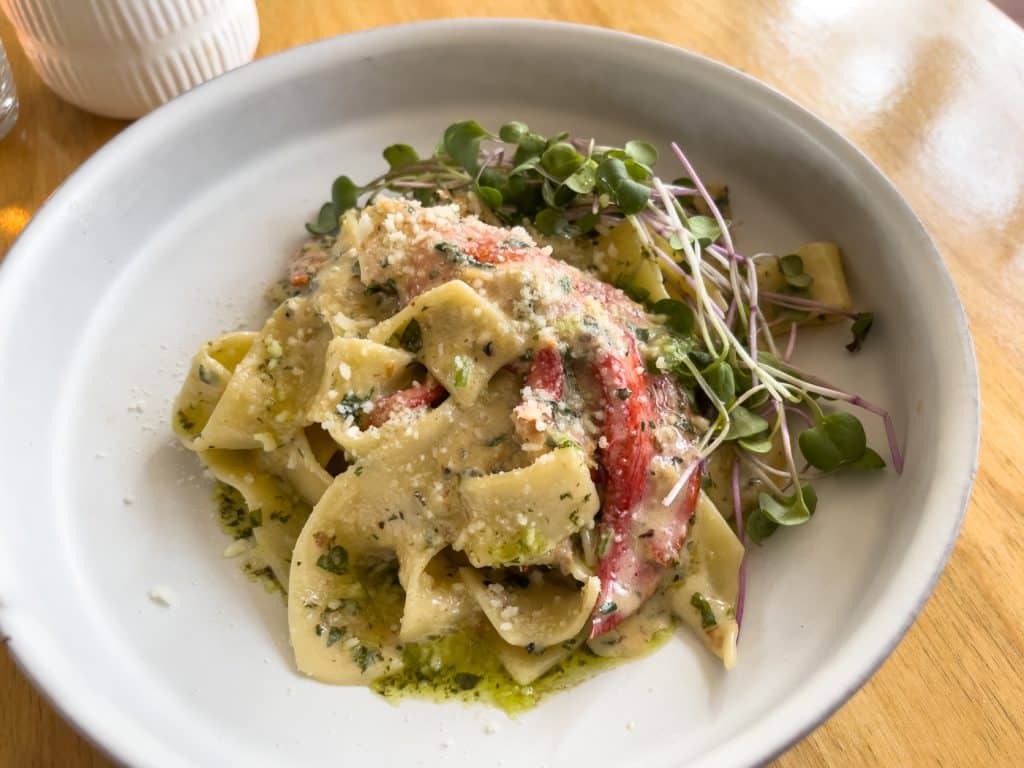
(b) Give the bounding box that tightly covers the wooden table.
[2,1,1022,765]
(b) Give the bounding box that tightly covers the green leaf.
[541,179,559,209]
[513,132,547,164]
[726,405,770,439]
[687,215,721,244]
[625,139,658,166]
[779,254,804,277]
[745,507,778,544]
[705,361,736,403]
[801,485,818,513]
[651,299,695,336]
[565,160,597,194]
[331,175,361,215]
[799,412,868,470]
[624,158,652,181]
[535,207,570,236]
[475,184,503,209]
[316,545,349,575]
[732,367,770,409]
[846,312,874,352]
[399,319,422,354]
[779,253,813,290]
[596,157,651,215]
[511,156,541,174]
[798,425,844,471]
[382,143,419,170]
[477,167,504,189]
[786,273,813,289]
[851,447,886,470]
[614,179,650,214]
[499,121,529,143]
[738,434,773,453]
[541,142,585,178]
[443,120,489,172]
[577,211,599,233]
[758,485,817,527]
[305,202,339,235]
[822,412,867,462]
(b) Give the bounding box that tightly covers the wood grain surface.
[2,1,1023,765]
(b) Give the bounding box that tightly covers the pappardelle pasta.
[172,122,896,711]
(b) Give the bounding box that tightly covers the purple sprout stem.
[760,291,859,318]
[784,321,798,362]
[742,452,792,479]
[732,457,747,634]
[671,142,736,257]
[785,405,815,429]
[709,243,750,265]
[650,242,727,320]
[747,263,761,387]
[766,362,905,473]
[665,184,699,196]
[777,405,802,487]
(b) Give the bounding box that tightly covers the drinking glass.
[0,34,17,139]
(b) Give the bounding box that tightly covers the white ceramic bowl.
[0,20,978,768]
[0,0,259,118]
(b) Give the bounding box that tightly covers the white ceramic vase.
[0,0,259,119]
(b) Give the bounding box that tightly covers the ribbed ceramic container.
[0,0,259,119]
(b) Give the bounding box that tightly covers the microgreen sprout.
[308,120,902,547]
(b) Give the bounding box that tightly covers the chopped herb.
[598,601,618,615]
[558,275,573,293]
[435,241,466,263]
[197,364,217,385]
[316,545,349,575]
[454,672,481,690]
[326,626,345,647]
[453,355,471,387]
[399,319,423,353]
[485,434,507,447]
[559,492,572,500]
[352,644,381,673]
[690,592,717,629]
[597,528,613,558]
[846,312,874,352]
[615,387,632,400]
[364,278,398,297]
[336,391,371,422]
[175,409,195,433]
[435,240,494,269]
[544,435,578,449]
